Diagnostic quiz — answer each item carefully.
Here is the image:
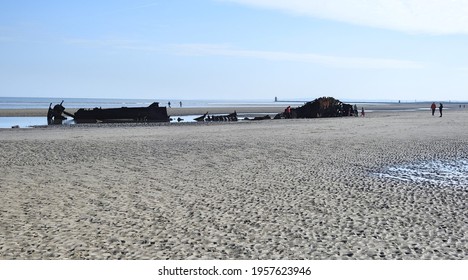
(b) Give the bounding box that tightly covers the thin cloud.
[64,38,164,52]
[173,44,424,69]
[221,0,468,35]
[64,39,424,69]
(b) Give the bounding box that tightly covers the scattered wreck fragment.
[194,112,238,122]
[194,112,208,122]
[47,101,170,124]
[275,97,353,119]
[244,115,272,121]
[47,101,75,125]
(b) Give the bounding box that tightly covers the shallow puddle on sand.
[374,159,468,187]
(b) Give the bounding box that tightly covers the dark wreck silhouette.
[48,97,353,125]
[47,101,169,124]
[275,97,354,119]
[194,112,238,122]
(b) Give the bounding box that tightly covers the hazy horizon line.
[1,96,467,104]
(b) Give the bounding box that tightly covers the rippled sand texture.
[1,110,467,259]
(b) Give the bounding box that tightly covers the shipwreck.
[194,111,238,122]
[275,97,354,119]
[47,101,170,124]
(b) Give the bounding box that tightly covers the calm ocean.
[0,97,304,110]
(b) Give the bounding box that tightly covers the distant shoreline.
[1,102,467,117]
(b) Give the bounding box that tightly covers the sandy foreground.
[0,110,467,260]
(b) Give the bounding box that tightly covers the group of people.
[351,104,365,117]
[167,101,183,108]
[430,102,443,117]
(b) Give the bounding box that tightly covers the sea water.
[0,97,303,110]
[374,159,468,188]
[0,117,49,128]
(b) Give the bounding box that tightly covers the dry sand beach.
[1,108,467,260]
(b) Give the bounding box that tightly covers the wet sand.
[1,109,467,259]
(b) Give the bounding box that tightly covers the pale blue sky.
[1,0,468,101]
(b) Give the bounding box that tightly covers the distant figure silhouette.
[168,101,171,108]
[361,107,365,117]
[439,103,443,117]
[431,102,436,116]
[179,101,182,107]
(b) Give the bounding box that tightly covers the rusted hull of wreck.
[73,102,169,123]
[47,101,170,124]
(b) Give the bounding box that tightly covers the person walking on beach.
[439,103,443,117]
[179,101,182,107]
[353,104,358,117]
[431,102,437,116]
[361,107,365,117]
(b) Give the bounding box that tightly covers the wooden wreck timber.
[244,115,272,121]
[193,112,208,122]
[194,112,238,122]
[47,101,170,124]
[275,97,353,119]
